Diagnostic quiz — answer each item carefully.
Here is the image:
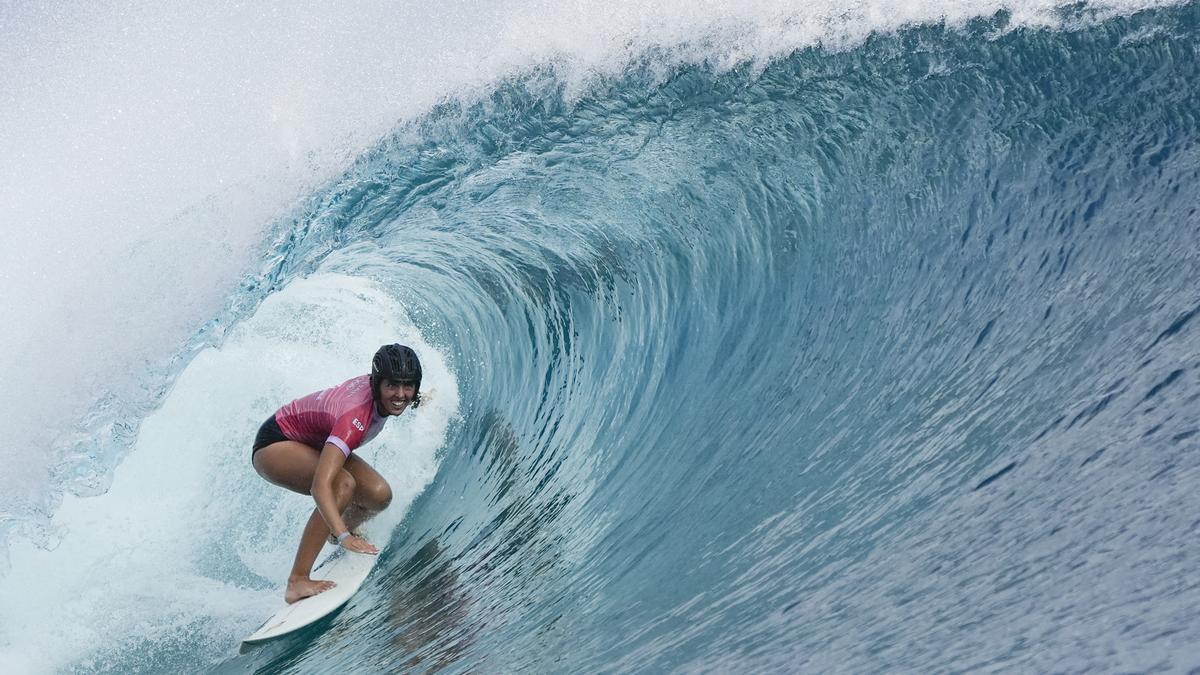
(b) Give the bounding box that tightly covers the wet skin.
[254,378,415,603]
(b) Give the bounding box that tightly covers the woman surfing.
[251,343,421,603]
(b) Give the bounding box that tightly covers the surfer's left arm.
[310,443,379,555]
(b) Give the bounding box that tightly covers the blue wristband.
[336,531,351,544]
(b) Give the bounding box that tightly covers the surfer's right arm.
[311,442,379,555]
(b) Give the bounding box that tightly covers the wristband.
[336,531,351,544]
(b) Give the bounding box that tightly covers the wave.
[2,1,1198,672]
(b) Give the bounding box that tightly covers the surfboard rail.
[243,548,378,644]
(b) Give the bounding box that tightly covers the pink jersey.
[275,375,387,456]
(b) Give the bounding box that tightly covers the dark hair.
[371,344,422,407]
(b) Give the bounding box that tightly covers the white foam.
[0,273,458,672]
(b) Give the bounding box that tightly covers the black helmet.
[371,344,422,406]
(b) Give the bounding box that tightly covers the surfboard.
[243,547,378,644]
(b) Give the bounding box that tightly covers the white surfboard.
[243,547,379,644]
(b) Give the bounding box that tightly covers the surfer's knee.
[360,481,392,511]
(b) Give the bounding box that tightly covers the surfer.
[251,343,422,603]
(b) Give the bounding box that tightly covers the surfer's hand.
[342,534,378,555]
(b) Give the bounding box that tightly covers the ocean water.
[2,1,1199,672]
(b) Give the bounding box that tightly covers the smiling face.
[376,378,417,416]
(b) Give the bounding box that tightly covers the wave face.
[5,3,1200,672]
[219,8,1198,672]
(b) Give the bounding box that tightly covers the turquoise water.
[4,2,1200,672]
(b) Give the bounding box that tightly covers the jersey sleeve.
[326,405,372,457]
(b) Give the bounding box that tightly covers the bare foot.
[285,576,336,604]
